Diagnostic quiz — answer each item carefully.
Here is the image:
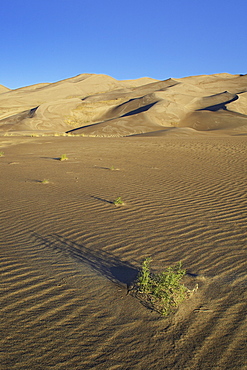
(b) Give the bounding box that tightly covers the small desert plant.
[0,151,4,157]
[134,258,190,316]
[113,196,124,206]
[109,165,119,171]
[41,179,49,184]
[137,257,152,293]
[59,154,68,161]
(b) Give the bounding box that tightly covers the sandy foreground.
[0,134,246,369]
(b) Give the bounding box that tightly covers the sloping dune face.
[0,84,10,94]
[0,73,247,135]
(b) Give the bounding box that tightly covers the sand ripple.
[0,136,246,369]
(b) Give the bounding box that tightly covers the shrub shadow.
[90,195,114,205]
[33,233,138,288]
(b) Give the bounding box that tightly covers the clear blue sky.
[1,0,246,89]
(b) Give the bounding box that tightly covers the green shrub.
[135,258,190,316]
[59,154,68,161]
[109,165,119,171]
[113,196,124,206]
[137,257,152,293]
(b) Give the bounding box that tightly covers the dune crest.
[0,73,247,136]
[0,84,10,94]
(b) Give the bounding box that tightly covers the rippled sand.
[1,135,246,369]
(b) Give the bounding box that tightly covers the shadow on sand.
[33,233,139,289]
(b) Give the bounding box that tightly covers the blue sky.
[1,0,247,89]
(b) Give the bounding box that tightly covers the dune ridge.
[0,84,10,94]
[0,73,247,136]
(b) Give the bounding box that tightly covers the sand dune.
[228,92,247,115]
[0,84,10,94]
[0,73,247,369]
[0,73,247,136]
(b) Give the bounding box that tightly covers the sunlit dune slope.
[0,73,247,135]
[0,84,10,94]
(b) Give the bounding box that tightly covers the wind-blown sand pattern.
[0,73,247,369]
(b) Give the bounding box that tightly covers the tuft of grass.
[59,154,68,161]
[113,196,124,206]
[41,179,49,184]
[0,151,4,157]
[109,165,120,171]
[134,258,191,316]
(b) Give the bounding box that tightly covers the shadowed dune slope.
[0,73,247,135]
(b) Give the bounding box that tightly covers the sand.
[0,134,246,369]
[0,73,247,369]
[1,73,247,136]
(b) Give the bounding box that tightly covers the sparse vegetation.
[109,165,120,171]
[133,258,191,316]
[59,154,68,161]
[41,179,49,184]
[64,98,125,128]
[113,196,124,206]
[0,151,4,157]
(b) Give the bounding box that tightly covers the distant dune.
[0,84,10,94]
[0,73,247,136]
